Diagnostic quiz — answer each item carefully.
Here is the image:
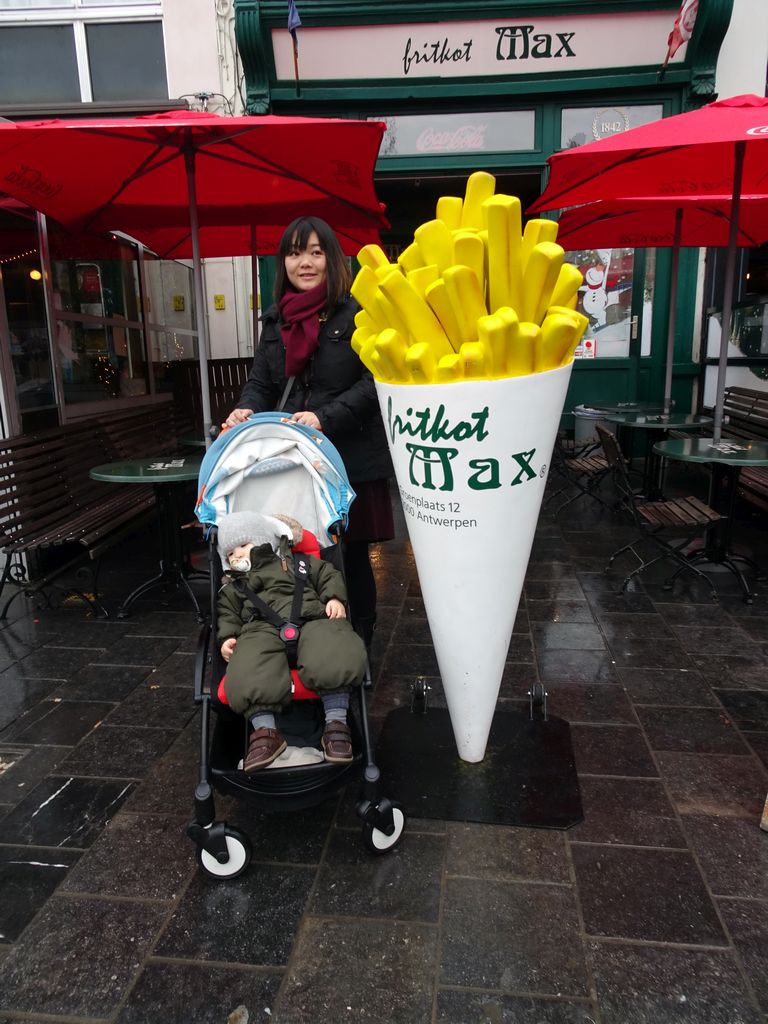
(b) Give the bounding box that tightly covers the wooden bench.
[0,402,181,619]
[716,387,768,513]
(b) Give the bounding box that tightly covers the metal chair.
[546,433,614,517]
[595,425,724,598]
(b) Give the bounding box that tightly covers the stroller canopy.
[196,415,355,547]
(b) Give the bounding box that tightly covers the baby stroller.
[187,414,405,879]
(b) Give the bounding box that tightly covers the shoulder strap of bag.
[277,376,296,411]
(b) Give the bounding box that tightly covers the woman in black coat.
[223,216,394,647]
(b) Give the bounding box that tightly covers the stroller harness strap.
[235,553,310,670]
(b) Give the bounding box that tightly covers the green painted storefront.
[234,0,735,417]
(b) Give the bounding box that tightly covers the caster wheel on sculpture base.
[362,802,406,855]
[528,682,547,721]
[196,827,252,880]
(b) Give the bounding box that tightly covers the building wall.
[716,0,768,97]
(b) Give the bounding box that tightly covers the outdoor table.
[653,437,768,602]
[605,411,713,497]
[90,454,204,620]
[591,400,669,415]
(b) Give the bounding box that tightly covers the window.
[0,25,80,103]
[0,6,166,104]
[87,21,167,100]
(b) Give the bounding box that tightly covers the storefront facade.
[0,0,254,437]
[235,0,748,414]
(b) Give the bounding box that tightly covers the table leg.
[679,464,763,603]
[117,482,204,621]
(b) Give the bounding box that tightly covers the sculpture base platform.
[375,707,583,829]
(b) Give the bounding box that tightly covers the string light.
[0,248,37,265]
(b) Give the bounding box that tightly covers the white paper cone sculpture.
[377,363,573,762]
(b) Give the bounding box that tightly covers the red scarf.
[279,281,328,376]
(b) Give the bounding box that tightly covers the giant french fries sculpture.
[353,173,587,762]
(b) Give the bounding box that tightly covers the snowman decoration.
[581,249,613,329]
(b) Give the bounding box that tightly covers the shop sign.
[374,110,535,157]
[271,12,687,82]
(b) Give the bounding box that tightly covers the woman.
[223,216,394,648]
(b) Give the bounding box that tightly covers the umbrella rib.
[542,145,708,209]
[202,142,384,224]
[77,134,184,231]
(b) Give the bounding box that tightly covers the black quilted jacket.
[238,295,392,484]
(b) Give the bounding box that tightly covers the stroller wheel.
[197,827,252,879]
[362,802,406,854]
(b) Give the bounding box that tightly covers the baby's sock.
[321,692,349,725]
[251,712,277,731]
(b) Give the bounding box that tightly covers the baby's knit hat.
[217,512,291,566]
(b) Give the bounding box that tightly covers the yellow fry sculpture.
[350,172,587,384]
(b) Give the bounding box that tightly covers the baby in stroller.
[216,510,368,772]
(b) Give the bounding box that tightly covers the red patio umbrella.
[556,194,768,413]
[0,110,388,434]
[531,94,768,439]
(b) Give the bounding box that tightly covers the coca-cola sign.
[376,111,535,157]
[416,125,487,153]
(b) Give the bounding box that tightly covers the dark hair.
[274,216,352,309]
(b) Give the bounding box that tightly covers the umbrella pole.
[184,142,213,444]
[251,224,259,351]
[712,141,745,443]
[663,208,683,416]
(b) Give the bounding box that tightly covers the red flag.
[663,0,699,69]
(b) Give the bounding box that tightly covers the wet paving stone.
[607,637,693,670]
[674,626,763,657]
[714,689,768,730]
[61,812,193,899]
[526,598,596,623]
[58,723,179,778]
[0,674,67,733]
[90,635,183,667]
[13,646,102,679]
[598,612,675,640]
[11,700,114,747]
[743,730,768,768]
[532,621,606,651]
[507,633,535,661]
[146,650,197,687]
[544,682,636,724]
[635,706,748,754]
[618,667,718,707]
[446,822,570,883]
[680,814,768,899]
[588,940,763,1024]
[48,663,150,702]
[0,775,133,848]
[571,845,726,945]
[570,724,657,777]
[692,654,768,689]
[586,590,656,615]
[436,991,598,1023]
[310,829,444,922]
[570,777,685,848]
[115,961,283,1024]
[104,680,197,730]
[718,898,768,1014]
[154,863,316,965]
[276,917,437,1024]
[381,642,440,677]
[537,649,620,685]
[498,662,539,700]
[525,579,585,601]
[0,895,167,1018]
[0,745,68,807]
[656,752,767,819]
[0,845,81,942]
[441,877,587,995]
